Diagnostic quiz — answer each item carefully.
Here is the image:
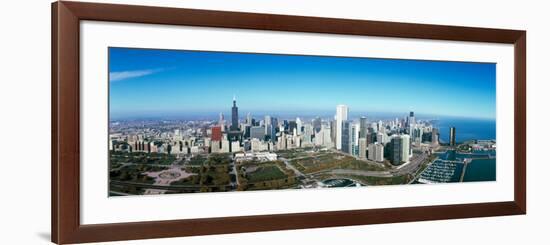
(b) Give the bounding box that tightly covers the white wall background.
[0,0,547,244]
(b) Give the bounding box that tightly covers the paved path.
[230,157,240,187]
[111,162,175,169]
[279,157,306,177]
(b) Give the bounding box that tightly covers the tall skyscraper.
[359,138,367,159]
[272,117,278,130]
[288,121,297,135]
[313,117,322,133]
[315,125,333,148]
[211,126,222,141]
[401,134,411,163]
[303,124,313,145]
[322,125,333,148]
[351,123,359,156]
[264,115,271,135]
[366,130,377,145]
[390,136,403,165]
[341,120,351,154]
[408,111,415,126]
[374,143,385,162]
[296,117,303,135]
[227,96,243,142]
[330,120,337,144]
[368,143,384,162]
[220,140,231,153]
[359,116,368,138]
[432,128,439,144]
[246,112,252,125]
[377,132,387,144]
[250,126,265,140]
[412,127,423,144]
[449,127,456,146]
[336,105,349,150]
[231,96,239,131]
[266,124,276,142]
[219,112,225,131]
[242,125,251,138]
[370,122,378,133]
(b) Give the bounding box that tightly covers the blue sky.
[109,47,496,120]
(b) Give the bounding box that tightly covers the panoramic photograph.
[108,47,496,196]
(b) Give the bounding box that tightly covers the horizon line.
[109,111,496,122]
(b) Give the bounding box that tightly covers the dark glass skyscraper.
[390,136,403,165]
[228,96,243,142]
[313,117,322,133]
[359,116,368,138]
[250,126,265,140]
[330,120,337,143]
[366,130,377,145]
[288,121,297,134]
[407,111,415,129]
[341,121,351,154]
[449,127,456,146]
[231,96,239,131]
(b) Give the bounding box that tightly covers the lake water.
[433,117,496,143]
[463,159,496,182]
[435,150,496,182]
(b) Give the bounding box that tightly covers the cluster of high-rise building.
[110,97,443,166]
[327,106,445,165]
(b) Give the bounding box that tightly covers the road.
[111,159,181,170]
[390,152,428,176]
[325,169,392,177]
[110,180,231,191]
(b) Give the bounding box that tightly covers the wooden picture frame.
[52,1,526,244]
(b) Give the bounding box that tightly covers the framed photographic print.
[52,1,526,244]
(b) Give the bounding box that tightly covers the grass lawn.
[275,148,315,159]
[343,174,412,186]
[205,153,232,165]
[343,159,387,171]
[291,152,387,173]
[188,155,207,166]
[109,164,162,184]
[110,151,175,166]
[246,165,287,183]
[188,154,232,166]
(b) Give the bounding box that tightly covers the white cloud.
[109,69,160,82]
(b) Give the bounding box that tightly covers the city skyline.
[109,47,496,120]
[109,96,497,196]
[108,47,497,196]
